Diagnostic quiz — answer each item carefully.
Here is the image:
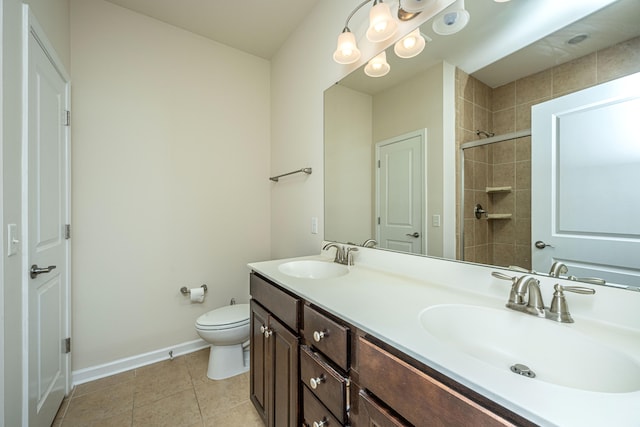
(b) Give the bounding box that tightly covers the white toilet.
[195,303,250,380]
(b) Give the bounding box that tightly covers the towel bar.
[269,167,312,182]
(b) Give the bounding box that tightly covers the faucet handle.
[567,275,606,286]
[546,284,595,323]
[491,272,524,305]
[491,271,517,282]
[345,247,359,266]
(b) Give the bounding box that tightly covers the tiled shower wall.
[456,36,640,269]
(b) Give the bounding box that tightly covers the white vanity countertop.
[248,246,640,427]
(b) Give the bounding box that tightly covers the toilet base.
[206,343,249,380]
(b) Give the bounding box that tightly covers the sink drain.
[510,363,536,378]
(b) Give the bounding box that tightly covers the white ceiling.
[104,0,321,59]
[103,0,640,88]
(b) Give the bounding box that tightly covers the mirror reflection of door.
[532,72,640,286]
[376,130,426,254]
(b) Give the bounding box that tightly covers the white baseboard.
[72,339,209,386]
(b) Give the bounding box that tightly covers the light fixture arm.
[342,0,374,31]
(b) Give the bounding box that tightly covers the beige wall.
[2,0,70,424]
[457,36,640,268]
[373,62,454,256]
[70,0,271,369]
[324,85,373,243]
[269,0,451,259]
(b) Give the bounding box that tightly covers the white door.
[531,72,640,287]
[376,130,425,254]
[23,8,71,426]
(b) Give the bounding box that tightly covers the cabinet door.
[270,315,300,427]
[250,300,269,423]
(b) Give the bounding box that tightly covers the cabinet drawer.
[358,337,516,427]
[302,385,342,427]
[358,390,409,427]
[300,346,348,424]
[250,273,300,331]
[303,305,349,370]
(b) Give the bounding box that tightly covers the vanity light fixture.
[333,0,429,65]
[364,51,391,77]
[366,0,398,42]
[432,0,470,35]
[394,28,427,58]
[397,0,427,21]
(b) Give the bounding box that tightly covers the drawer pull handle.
[309,375,325,389]
[313,330,327,342]
[313,420,327,427]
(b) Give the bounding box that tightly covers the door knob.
[406,232,420,238]
[534,240,554,249]
[30,264,56,279]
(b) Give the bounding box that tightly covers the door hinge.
[65,224,71,239]
[377,217,380,225]
[378,160,380,168]
[64,110,70,126]
[63,337,71,354]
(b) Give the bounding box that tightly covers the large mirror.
[325,0,640,288]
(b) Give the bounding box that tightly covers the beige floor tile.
[74,370,136,398]
[90,410,133,427]
[204,400,263,426]
[184,348,210,381]
[55,351,259,427]
[132,388,202,427]
[194,372,250,420]
[62,380,134,426]
[134,357,194,407]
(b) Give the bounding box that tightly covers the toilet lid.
[196,303,249,329]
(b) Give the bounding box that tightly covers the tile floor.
[53,348,264,427]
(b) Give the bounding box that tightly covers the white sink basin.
[419,304,640,393]
[278,260,349,279]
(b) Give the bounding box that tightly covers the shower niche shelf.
[486,213,512,220]
[485,186,512,194]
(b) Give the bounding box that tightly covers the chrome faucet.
[492,271,595,323]
[362,238,377,248]
[548,261,606,285]
[548,261,568,278]
[323,243,358,265]
[512,275,545,316]
[492,272,542,315]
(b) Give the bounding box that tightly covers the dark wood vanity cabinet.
[250,273,300,427]
[249,271,535,427]
[301,305,351,427]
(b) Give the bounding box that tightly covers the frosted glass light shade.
[432,0,470,35]
[394,29,426,58]
[333,30,361,64]
[364,51,390,77]
[366,2,398,43]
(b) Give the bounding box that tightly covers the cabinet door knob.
[309,375,325,389]
[312,420,327,427]
[313,330,326,342]
[260,325,272,338]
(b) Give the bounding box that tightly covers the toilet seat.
[196,304,249,331]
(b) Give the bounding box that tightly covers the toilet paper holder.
[180,284,208,295]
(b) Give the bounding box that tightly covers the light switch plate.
[7,224,19,256]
